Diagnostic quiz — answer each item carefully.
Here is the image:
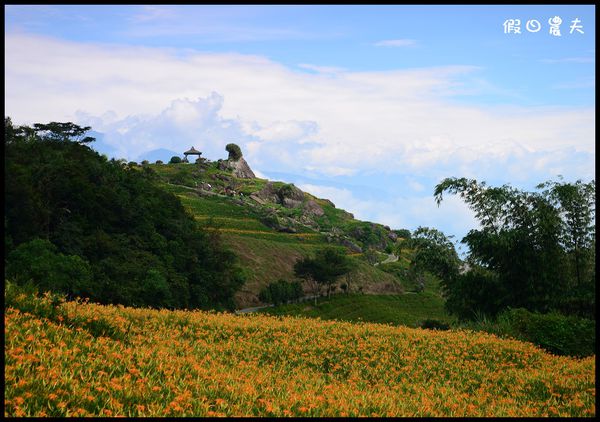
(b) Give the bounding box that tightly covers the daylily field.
[4,291,595,417]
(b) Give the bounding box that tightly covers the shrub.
[155,160,163,165]
[421,319,450,331]
[259,279,303,305]
[6,238,94,299]
[473,308,595,357]
[169,156,182,164]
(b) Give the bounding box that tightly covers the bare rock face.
[218,157,256,179]
[255,182,307,208]
[231,157,256,179]
[282,198,303,208]
[303,199,325,217]
[277,184,305,202]
[255,182,279,203]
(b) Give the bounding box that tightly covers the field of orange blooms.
[5,290,595,417]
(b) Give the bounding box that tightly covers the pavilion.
[182,146,202,163]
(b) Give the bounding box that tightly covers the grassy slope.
[258,258,454,329]
[5,290,595,417]
[151,165,404,308]
[260,292,453,328]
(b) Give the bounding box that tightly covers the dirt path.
[234,304,274,314]
[374,253,399,266]
[235,295,320,314]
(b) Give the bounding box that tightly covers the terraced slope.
[149,163,404,308]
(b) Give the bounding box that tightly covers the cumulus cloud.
[5,32,594,185]
[245,120,318,143]
[74,93,254,161]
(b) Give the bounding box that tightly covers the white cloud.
[75,94,255,161]
[247,120,318,143]
[5,32,594,184]
[374,39,417,47]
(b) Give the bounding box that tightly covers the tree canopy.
[434,177,595,320]
[4,118,245,310]
[294,247,352,298]
[225,143,242,160]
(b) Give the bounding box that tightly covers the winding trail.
[374,253,399,266]
[235,295,321,315]
[234,304,274,314]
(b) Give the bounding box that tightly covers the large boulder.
[277,184,305,203]
[303,199,325,217]
[218,156,256,179]
[255,182,279,203]
[254,182,306,208]
[282,198,303,209]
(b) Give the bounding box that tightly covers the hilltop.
[143,146,412,308]
[3,121,431,314]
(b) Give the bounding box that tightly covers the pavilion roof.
[184,146,201,154]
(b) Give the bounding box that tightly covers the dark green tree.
[169,156,182,164]
[32,122,95,144]
[294,247,352,300]
[294,255,321,305]
[258,279,304,305]
[409,227,461,283]
[434,177,595,319]
[225,143,242,160]
[6,238,94,299]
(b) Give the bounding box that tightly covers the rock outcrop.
[255,182,280,203]
[303,199,325,217]
[252,182,325,222]
[218,156,256,179]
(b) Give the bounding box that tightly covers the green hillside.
[259,292,453,328]
[148,162,407,308]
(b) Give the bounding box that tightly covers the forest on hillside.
[4,118,244,310]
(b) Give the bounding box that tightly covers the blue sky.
[5,5,595,252]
